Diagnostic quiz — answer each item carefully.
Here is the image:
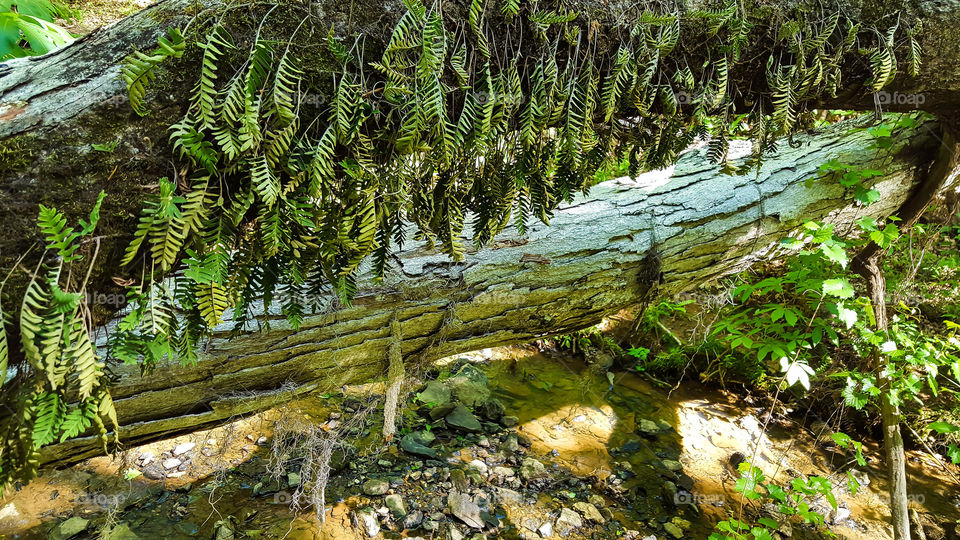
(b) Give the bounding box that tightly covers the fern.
[121,28,186,116]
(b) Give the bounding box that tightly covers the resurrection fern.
[121,28,186,116]
[1,196,117,491]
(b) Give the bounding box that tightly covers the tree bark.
[36,117,942,466]
[3,0,960,320]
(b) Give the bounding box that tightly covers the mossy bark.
[39,117,941,465]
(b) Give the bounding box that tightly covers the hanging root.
[382,314,405,442]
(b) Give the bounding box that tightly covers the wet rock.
[448,492,484,528]
[354,507,380,537]
[663,522,684,538]
[496,487,522,503]
[492,466,515,478]
[478,398,505,421]
[51,516,89,540]
[403,510,423,529]
[501,434,519,453]
[519,458,548,481]
[162,458,182,470]
[401,434,438,458]
[422,519,440,532]
[448,524,466,540]
[419,381,452,406]
[588,494,605,508]
[446,405,483,432]
[501,416,519,428]
[102,523,140,539]
[428,402,458,420]
[662,459,683,472]
[555,507,583,533]
[637,419,660,436]
[385,494,406,519]
[172,443,195,456]
[362,478,390,496]
[572,502,605,523]
[446,365,492,407]
[450,469,470,491]
[538,521,554,537]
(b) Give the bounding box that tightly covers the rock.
[385,494,406,519]
[446,405,483,432]
[418,381,452,406]
[102,523,140,540]
[138,452,155,465]
[0,503,19,522]
[501,434,519,453]
[448,524,466,540]
[172,443,196,456]
[588,494,605,508]
[403,510,424,529]
[428,402,458,420]
[492,466,515,477]
[496,487,522,503]
[445,365,492,407]
[450,469,470,491]
[51,516,89,540]
[672,517,691,531]
[662,459,683,472]
[501,416,519,427]
[448,492,484,529]
[362,478,390,496]
[572,502,605,523]
[637,419,660,436]
[166,471,186,478]
[656,419,673,432]
[519,458,548,481]
[286,472,301,487]
[663,522,684,538]
[354,508,380,538]
[401,434,438,458]
[478,398,505,421]
[466,459,488,475]
[538,521,554,537]
[142,465,165,480]
[555,507,583,533]
[422,519,440,532]
[162,458,182,470]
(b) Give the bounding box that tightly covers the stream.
[1,346,958,539]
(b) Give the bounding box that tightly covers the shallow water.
[2,346,958,539]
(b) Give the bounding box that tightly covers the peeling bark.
[37,118,942,465]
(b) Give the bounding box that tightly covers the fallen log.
[40,117,941,466]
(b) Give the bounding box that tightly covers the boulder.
[448,492,484,529]
[446,405,482,432]
[445,365,491,407]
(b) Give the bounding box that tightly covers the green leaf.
[823,278,854,299]
[928,422,960,434]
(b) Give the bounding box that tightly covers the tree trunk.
[852,126,960,540]
[37,118,941,465]
[3,0,960,320]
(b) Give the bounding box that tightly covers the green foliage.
[1,195,117,492]
[120,28,186,116]
[0,0,73,58]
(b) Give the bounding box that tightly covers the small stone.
[501,416,519,427]
[446,405,483,433]
[162,458,182,470]
[142,465,165,480]
[385,494,406,519]
[354,507,380,538]
[555,507,583,532]
[166,471,186,479]
[362,478,390,496]
[401,433,438,458]
[671,517,692,531]
[538,521,554,538]
[501,434,519,453]
[138,452,155,466]
[172,443,195,456]
[466,459,488,475]
[287,472,301,487]
[448,492,484,529]
[492,466,515,478]
[450,469,470,491]
[638,419,660,436]
[257,436,268,445]
[403,510,424,529]
[662,459,683,472]
[572,502,605,523]
[418,381,451,406]
[519,458,548,481]
[663,522,684,538]
[477,437,490,448]
[51,516,89,540]
[588,494,605,508]
[422,520,440,532]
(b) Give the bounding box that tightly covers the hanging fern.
[121,28,186,116]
